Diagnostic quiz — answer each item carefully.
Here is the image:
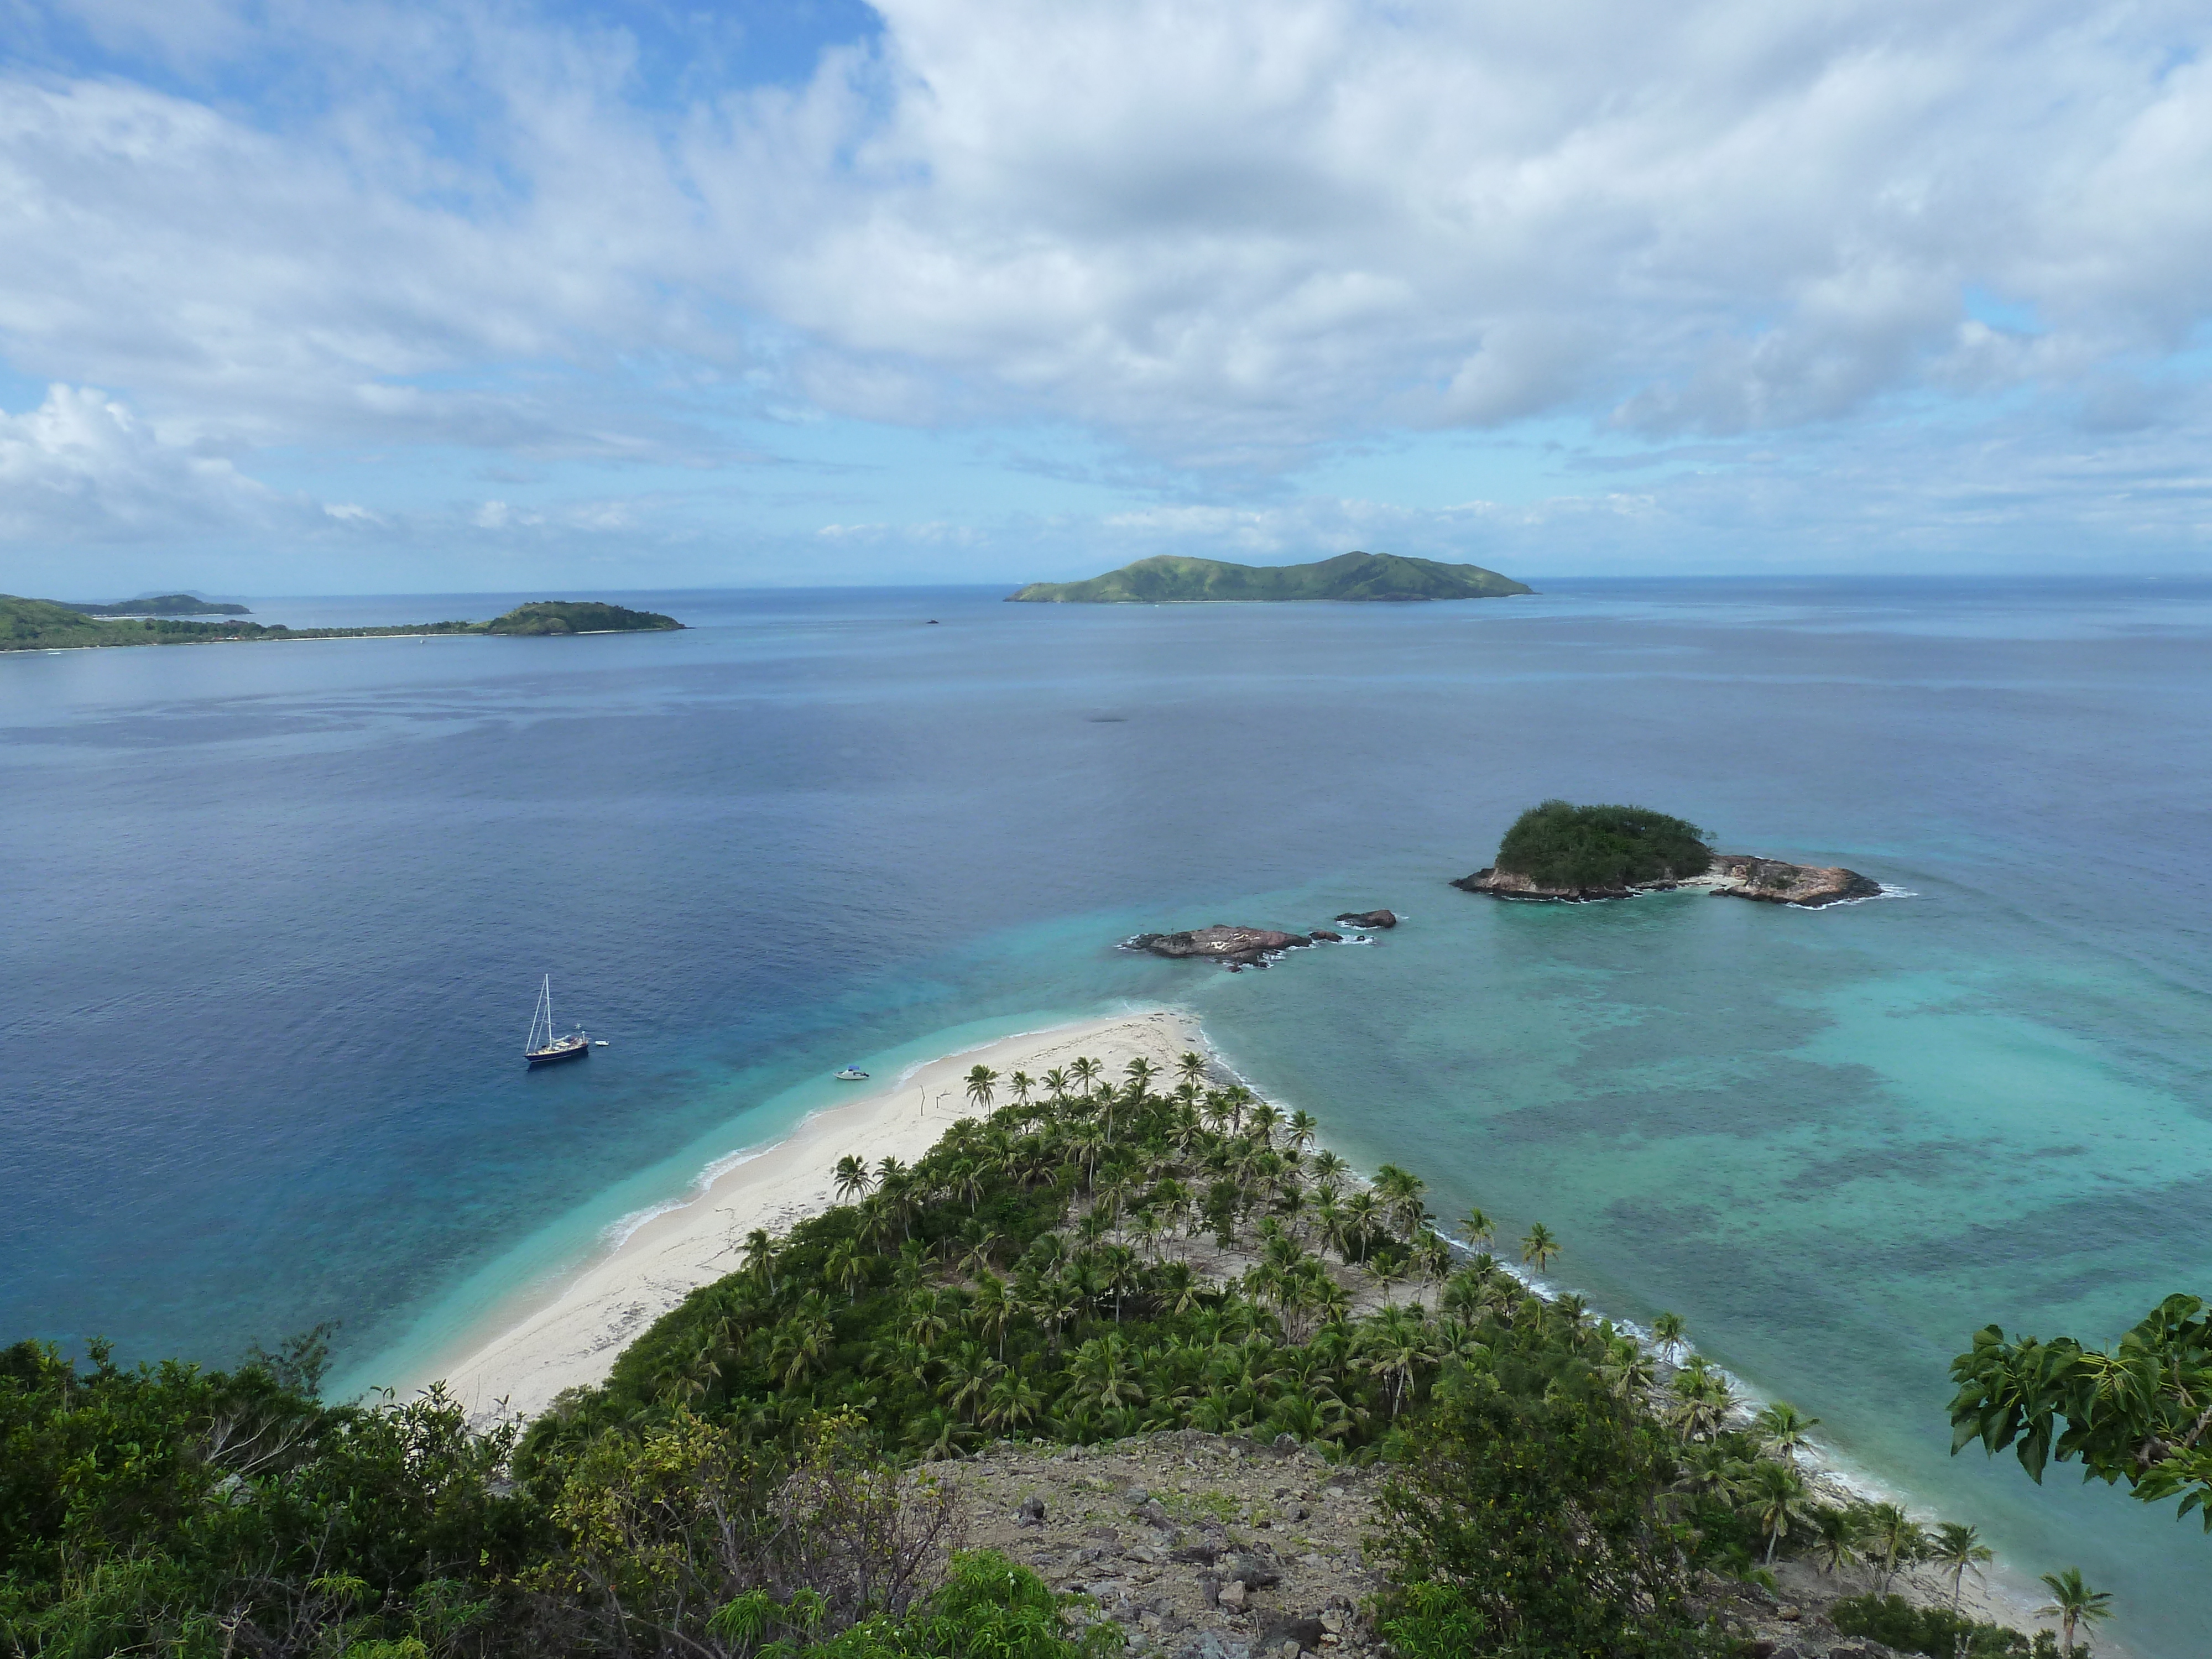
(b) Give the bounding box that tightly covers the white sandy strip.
[414,1008,1201,1424]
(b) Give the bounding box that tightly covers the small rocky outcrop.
[1332,910,1396,929]
[1127,926,1312,968]
[1705,854,1881,909]
[1309,930,1343,943]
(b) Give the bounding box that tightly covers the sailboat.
[525,975,591,1066]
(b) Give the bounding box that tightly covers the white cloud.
[0,382,304,541]
[2,0,2211,580]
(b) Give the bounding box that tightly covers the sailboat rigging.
[525,975,591,1066]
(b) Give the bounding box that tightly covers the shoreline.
[389,1003,2074,1647]
[399,1007,1201,1423]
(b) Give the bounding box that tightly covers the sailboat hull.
[526,1036,591,1066]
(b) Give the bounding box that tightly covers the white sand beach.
[412,1007,1200,1423]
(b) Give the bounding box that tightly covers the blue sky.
[2,0,2210,594]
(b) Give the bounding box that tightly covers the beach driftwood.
[1126,924,1312,967]
[1454,854,1879,908]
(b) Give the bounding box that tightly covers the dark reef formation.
[1333,910,1397,929]
[1125,925,1313,968]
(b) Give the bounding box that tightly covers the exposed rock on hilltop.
[917,1432,1383,1659]
[1705,854,1882,907]
[1127,926,1312,968]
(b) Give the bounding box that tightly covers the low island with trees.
[1,594,682,653]
[1007,551,1532,604]
[1457,800,1882,907]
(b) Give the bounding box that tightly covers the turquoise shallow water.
[6,577,2212,1653]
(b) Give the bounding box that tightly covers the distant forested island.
[1,596,681,652]
[61,593,253,617]
[1008,550,1532,603]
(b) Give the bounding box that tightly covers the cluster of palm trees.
[552,1047,2096,1649]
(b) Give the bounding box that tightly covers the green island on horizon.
[1,595,682,653]
[1006,550,1532,604]
[61,593,255,617]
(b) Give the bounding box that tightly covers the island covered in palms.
[1007,550,1531,603]
[2,594,681,651]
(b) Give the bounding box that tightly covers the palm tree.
[1219,1083,1254,1131]
[1462,1207,1494,1251]
[963,1065,998,1110]
[1519,1221,1559,1272]
[982,1370,1044,1434]
[1366,1250,1414,1304]
[1864,1503,1926,1594]
[1006,1070,1034,1109]
[2036,1568,2113,1657]
[1927,1522,1994,1613]
[1651,1310,1687,1358]
[1070,1056,1102,1097]
[1665,1361,1735,1442]
[832,1155,873,1202]
[1808,1504,1862,1580]
[1359,1304,1437,1417]
[1598,1338,1657,1403]
[912,1406,975,1461]
[1041,1067,1071,1105]
[1751,1401,1820,1467]
[824,1239,869,1302]
[1747,1460,1815,1565]
[1123,1056,1157,1098]
[1177,1050,1207,1091]
[1373,1164,1426,1238]
[1285,1109,1317,1151]
[742,1228,777,1279]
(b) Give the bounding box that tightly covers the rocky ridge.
[1454,854,1880,909]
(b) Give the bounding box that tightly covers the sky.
[2,0,2210,595]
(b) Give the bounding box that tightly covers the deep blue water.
[7,577,2212,1653]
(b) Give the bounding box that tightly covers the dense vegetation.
[1489,800,1714,890]
[1,596,679,652]
[4,1058,2054,1657]
[1006,552,1531,604]
[59,594,252,616]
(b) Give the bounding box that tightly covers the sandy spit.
[410,1008,1201,1424]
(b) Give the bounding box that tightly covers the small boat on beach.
[835,1066,869,1081]
[525,975,591,1066]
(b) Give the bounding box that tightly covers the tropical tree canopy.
[1949,1293,2212,1527]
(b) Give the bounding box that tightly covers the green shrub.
[1829,1593,2036,1657]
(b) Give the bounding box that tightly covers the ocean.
[6,577,2210,1652]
